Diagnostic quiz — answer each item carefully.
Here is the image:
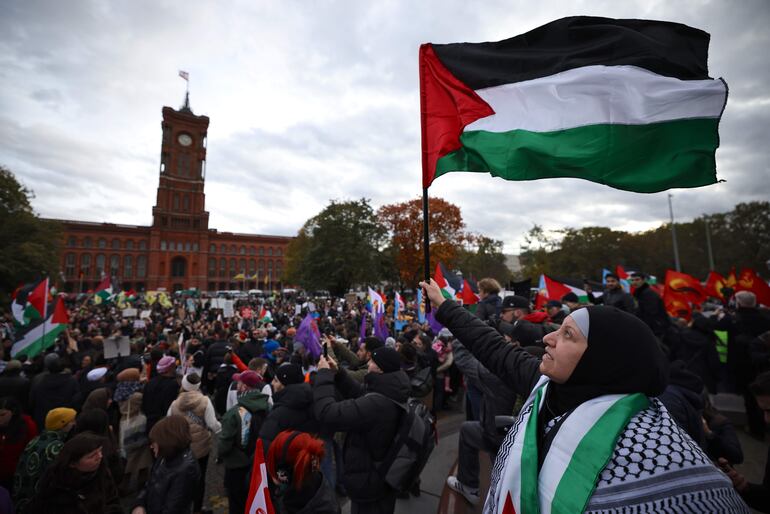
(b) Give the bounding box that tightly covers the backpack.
[372,394,436,493]
[238,406,267,458]
[409,366,433,398]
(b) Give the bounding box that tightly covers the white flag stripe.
[466,65,726,134]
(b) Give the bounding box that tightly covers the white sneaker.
[446,475,480,505]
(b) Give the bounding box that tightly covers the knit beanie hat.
[156,355,176,373]
[181,373,201,392]
[371,347,401,373]
[276,364,304,386]
[45,407,77,431]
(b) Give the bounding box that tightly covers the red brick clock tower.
[147,94,211,291]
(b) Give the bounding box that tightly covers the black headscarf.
[546,306,669,417]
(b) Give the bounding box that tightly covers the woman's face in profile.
[540,317,588,383]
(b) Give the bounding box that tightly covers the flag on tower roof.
[420,16,727,193]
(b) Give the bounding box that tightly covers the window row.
[160,241,199,252]
[64,253,147,279]
[206,257,282,278]
[66,237,148,251]
[208,244,283,257]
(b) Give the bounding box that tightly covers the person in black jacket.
[313,346,410,514]
[630,273,670,338]
[669,315,721,394]
[260,364,318,450]
[141,356,179,433]
[266,430,340,514]
[0,360,30,413]
[475,278,503,323]
[28,354,79,431]
[131,415,200,514]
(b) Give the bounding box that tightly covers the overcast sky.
[1,0,768,254]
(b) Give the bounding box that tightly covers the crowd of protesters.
[0,272,769,513]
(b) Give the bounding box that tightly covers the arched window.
[184,242,191,252]
[268,247,273,256]
[98,238,106,249]
[67,236,77,247]
[240,246,246,255]
[267,260,273,271]
[171,257,186,277]
[80,254,91,278]
[210,244,216,253]
[276,248,282,257]
[110,255,120,274]
[65,253,76,277]
[230,245,236,254]
[239,258,246,272]
[136,256,147,278]
[220,244,226,253]
[173,194,180,210]
[208,258,216,276]
[139,240,147,250]
[258,259,265,273]
[183,195,190,211]
[83,237,92,248]
[192,243,198,251]
[248,259,256,274]
[229,258,236,273]
[96,254,106,275]
[160,241,167,251]
[111,239,120,250]
[219,258,226,277]
[259,247,264,256]
[125,240,134,250]
[249,247,256,255]
[124,255,133,278]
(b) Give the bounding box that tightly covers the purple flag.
[374,310,389,341]
[426,309,444,334]
[296,313,322,359]
[358,311,367,348]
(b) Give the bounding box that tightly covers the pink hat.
[156,355,176,373]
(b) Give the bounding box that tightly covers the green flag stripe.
[551,393,649,513]
[435,118,719,193]
[521,387,543,514]
[13,323,66,359]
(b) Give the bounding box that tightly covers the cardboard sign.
[223,300,234,318]
[103,336,131,359]
[122,308,137,318]
[133,319,146,329]
[140,310,152,320]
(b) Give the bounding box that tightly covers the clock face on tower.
[177,133,193,146]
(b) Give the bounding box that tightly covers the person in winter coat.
[631,273,670,338]
[475,278,503,323]
[70,408,125,486]
[266,430,340,514]
[218,370,271,514]
[260,363,318,450]
[114,367,152,494]
[131,415,200,514]
[601,274,636,313]
[26,431,123,514]
[0,397,38,491]
[213,351,239,416]
[12,407,77,512]
[669,316,721,394]
[28,354,79,431]
[168,373,221,514]
[142,355,179,433]
[702,395,743,465]
[314,346,411,514]
[331,336,383,383]
[420,278,749,514]
[658,361,707,449]
[0,360,30,413]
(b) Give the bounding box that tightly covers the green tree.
[456,235,511,284]
[0,166,61,304]
[284,199,386,296]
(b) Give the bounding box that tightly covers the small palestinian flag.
[94,276,113,305]
[434,262,462,300]
[11,278,49,327]
[12,295,69,359]
[420,16,727,193]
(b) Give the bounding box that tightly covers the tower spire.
[178,70,193,113]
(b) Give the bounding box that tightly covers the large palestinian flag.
[420,16,727,193]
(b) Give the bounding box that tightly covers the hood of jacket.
[364,369,410,403]
[175,390,208,412]
[237,389,270,412]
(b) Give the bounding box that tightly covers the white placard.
[140,310,152,320]
[223,300,234,318]
[122,308,137,318]
[133,319,146,329]
[103,336,131,359]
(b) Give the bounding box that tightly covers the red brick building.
[54,97,292,293]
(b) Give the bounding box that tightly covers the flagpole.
[668,194,681,272]
[704,216,715,271]
[422,187,431,313]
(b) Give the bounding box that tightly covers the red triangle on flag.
[544,276,572,302]
[460,279,479,305]
[245,439,275,514]
[434,262,448,289]
[52,296,70,325]
[27,278,49,320]
[419,43,494,188]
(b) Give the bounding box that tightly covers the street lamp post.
[668,194,681,272]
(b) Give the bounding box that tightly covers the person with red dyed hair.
[266,430,339,514]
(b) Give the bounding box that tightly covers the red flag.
[704,271,727,301]
[27,278,49,319]
[663,289,692,321]
[460,279,479,306]
[736,268,770,307]
[616,265,629,280]
[52,296,69,325]
[725,268,738,289]
[245,439,275,514]
[543,276,572,302]
[95,276,111,293]
[664,270,706,305]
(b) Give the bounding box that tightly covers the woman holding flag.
[420,278,749,513]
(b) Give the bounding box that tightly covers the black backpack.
[372,394,436,493]
[240,407,267,458]
[409,366,433,398]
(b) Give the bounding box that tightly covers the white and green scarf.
[496,376,648,514]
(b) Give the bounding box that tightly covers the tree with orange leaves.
[378,197,469,286]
